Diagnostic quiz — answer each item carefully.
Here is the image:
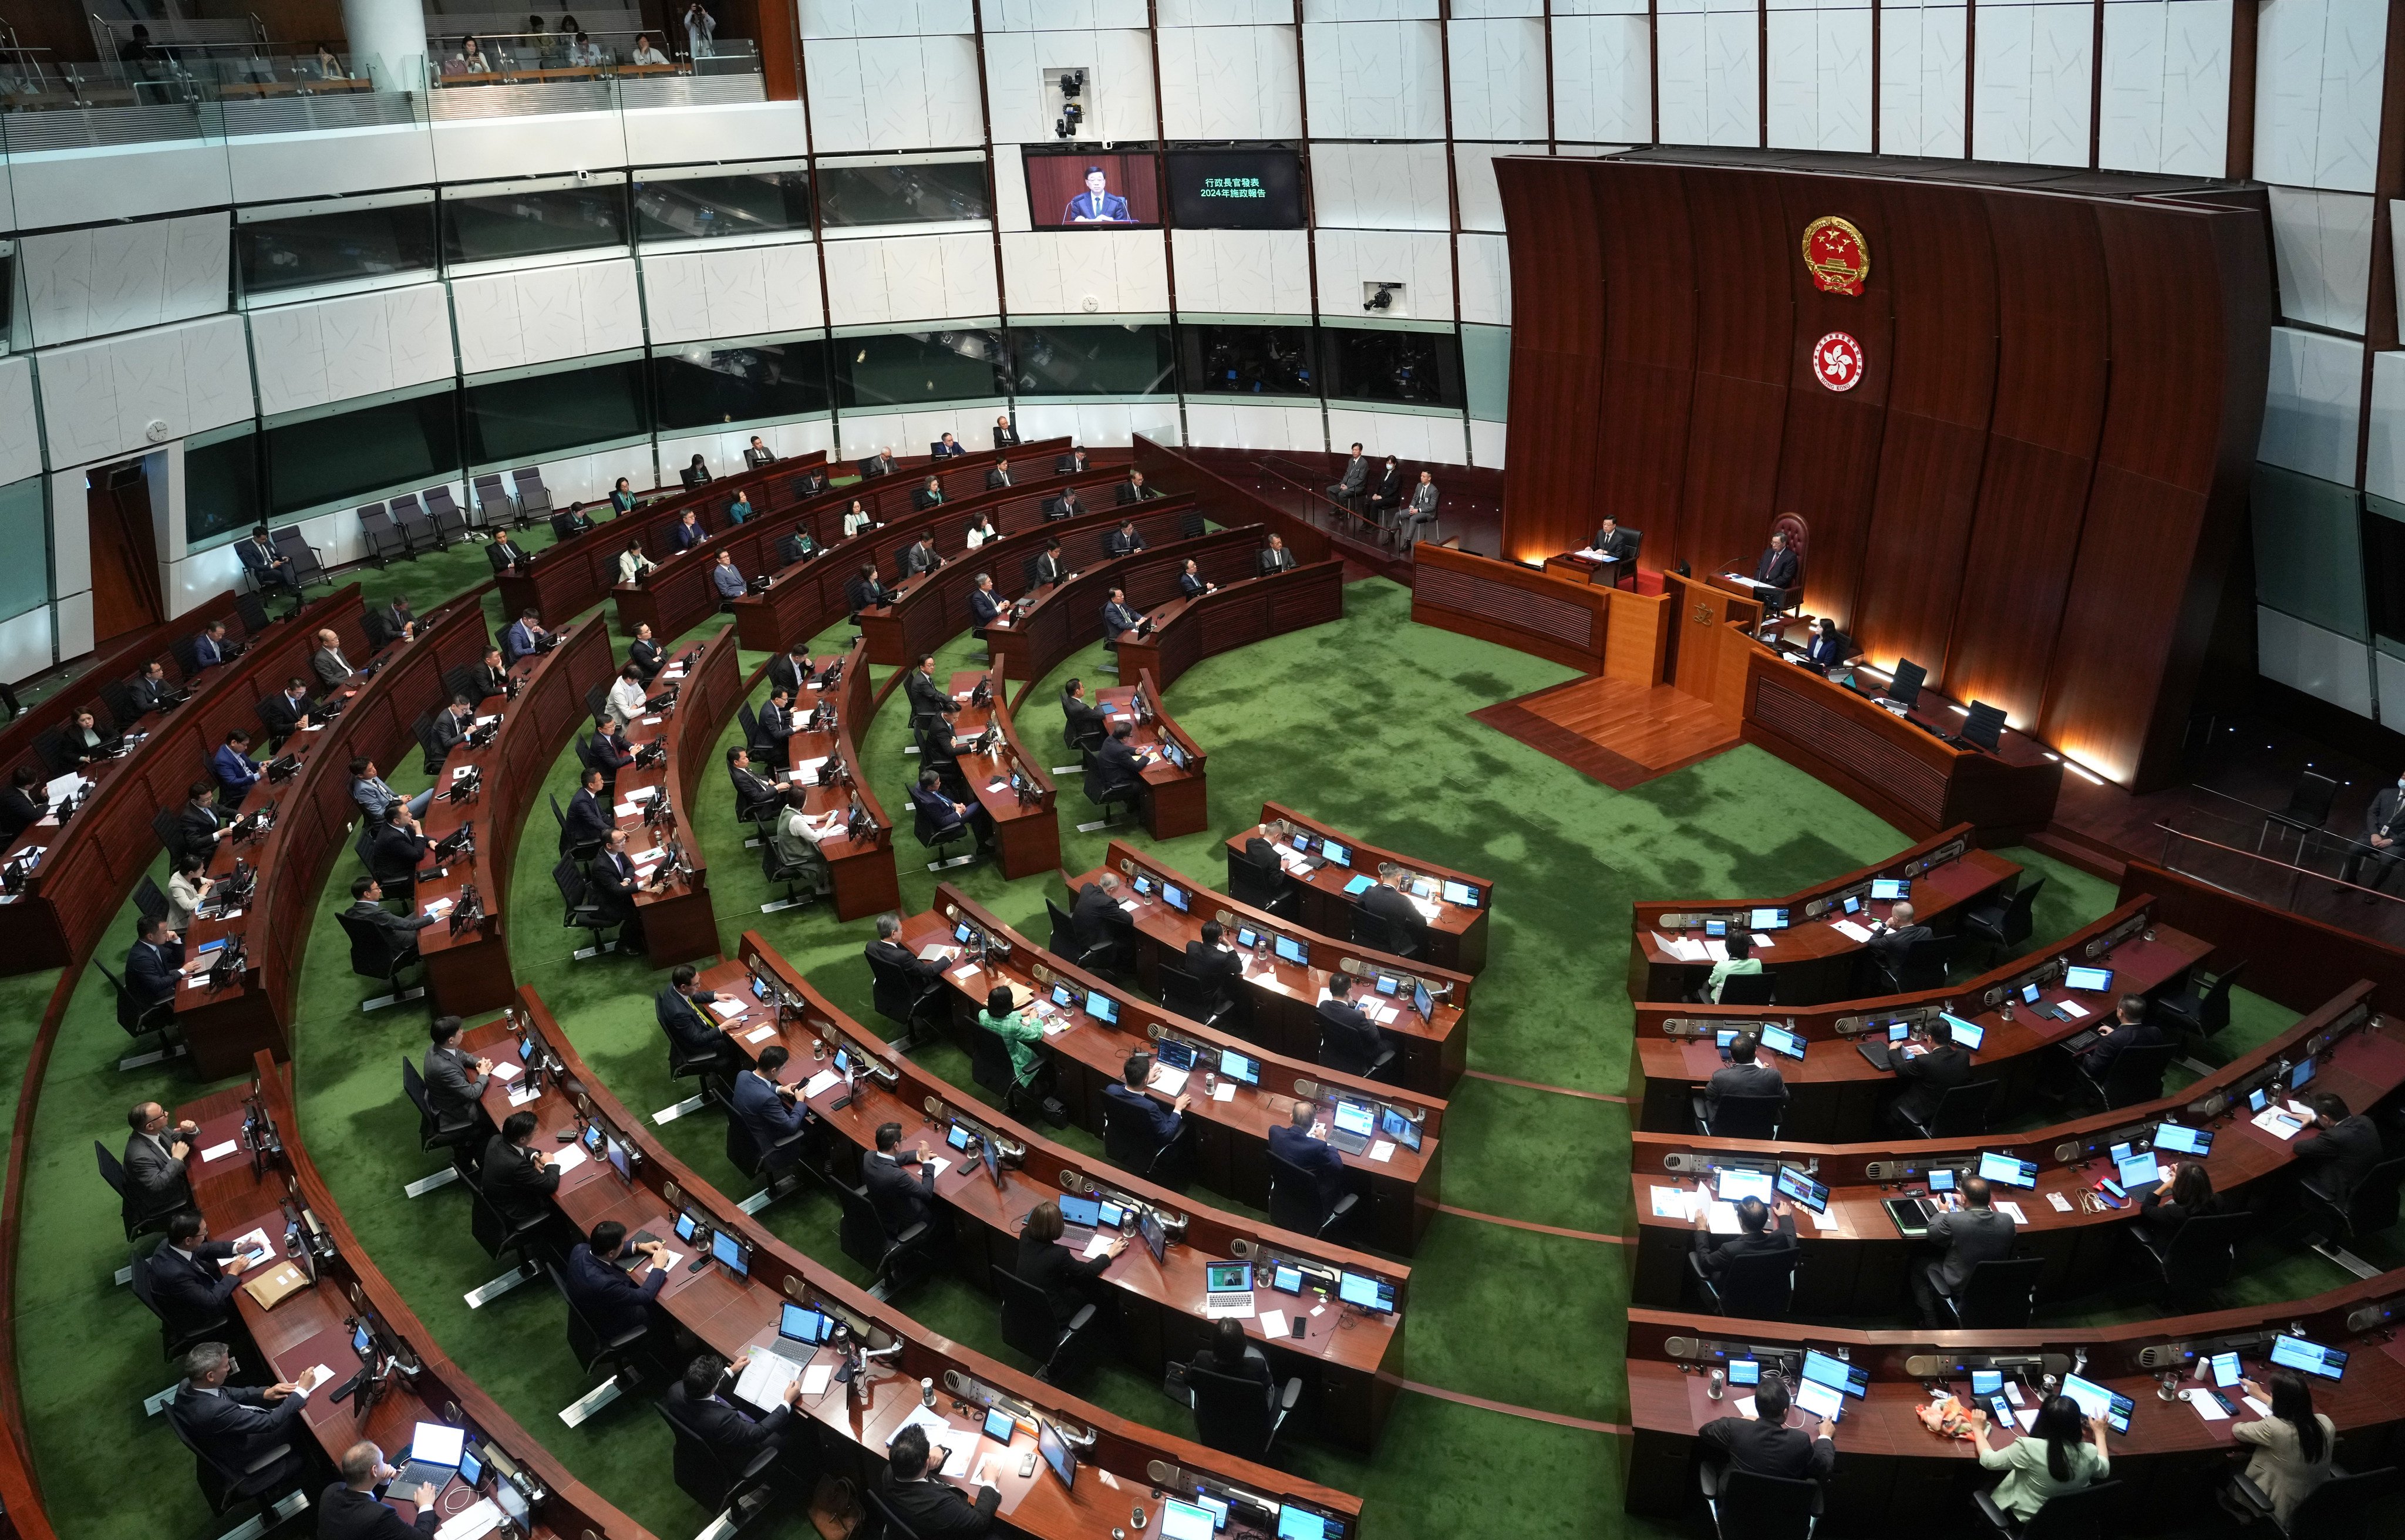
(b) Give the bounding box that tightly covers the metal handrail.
[2153,819,2405,924]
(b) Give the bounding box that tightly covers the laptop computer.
[2114,1151,2164,1199]
[1055,1194,1127,1253]
[1324,1098,1377,1156]
[395,1423,467,1491]
[1204,1261,1255,1319]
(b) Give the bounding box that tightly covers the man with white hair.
[163,1340,314,1501]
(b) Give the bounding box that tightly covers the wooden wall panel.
[1587,165,1697,556]
[1678,171,1795,574]
[1498,158,1608,560]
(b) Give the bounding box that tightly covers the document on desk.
[1705,1200,1744,1234]
[1993,1201,2028,1225]
[1369,1140,1396,1162]
[1700,938,1729,963]
[2046,1191,2074,1212]
[1652,932,1710,963]
[745,1024,777,1043]
[1211,1081,1236,1102]
[2243,1394,2272,1419]
[1081,1234,1113,1259]
[887,1407,972,1475]
[2014,1407,2040,1431]
[2252,1106,2309,1140]
[508,1082,541,1107]
[433,1499,502,1540]
[1409,897,1441,922]
[1750,934,1774,950]
[793,756,830,781]
[917,943,961,963]
[1649,1187,1689,1219]
[625,786,660,803]
[734,1353,805,1412]
[491,1062,522,1082]
[1805,1207,1841,1232]
[1261,1310,1289,1339]
[1830,919,1874,943]
[801,1070,842,1099]
[708,998,749,1020]
[800,1363,833,1397]
[200,1139,241,1163]
[924,1156,951,1178]
[2056,999,2090,1019]
[2186,1391,2231,1423]
[549,1146,588,1176]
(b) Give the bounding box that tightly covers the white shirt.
[964,524,990,549]
[843,510,875,537]
[608,677,648,726]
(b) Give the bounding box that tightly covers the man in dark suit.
[2353,773,2405,895]
[1035,538,1070,585]
[867,913,946,986]
[2074,993,2165,1083]
[429,696,476,766]
[1690,1194,1800,1288]
[1094,721,1148,790]
[1363,456,1405,523]
[898,531,941,578]
[1912,1175,2017,1326]
[1071,872,1126,952]
[1046,485,1087,522]
[1185,921,1244,1003]
[0,765,44,840]
[422,1016,491,1139]
[127,916,187,1009]
[1104,519,1146,557]
[992,415,1019,449]
[856,446,897,479]
[904,655,959,727]
[1395,470,1440,551]
[343,877,434,969]
[1268,1100,1345,1212]
[669,1353,803,1470]
[1699,1379,1834,1481]
[2295,1091,2384,1204]
[501,610,548,664]
[882,1423,1002,1539]
[584,717,634,790]
[1592,516,1637,565]
[745,434,776,468]
[846,562,894,617]
[1258,533,1297,577]
[258,678,315,740]
[911,769,992,848]
[588,830,645,943]
[1754,530,1799,609]
[731,1045,812,1175]
[969,573,1006,628]
[471,645,511,698]
[1316,973,1385,1077]
[488,530,534,574]
[480,1110,561,1224]
[984,459,1015,490]
[766,642,814,698]
[164,1340,312,1499]
[150,1210,254,1337]
[1103,1052,1188,1150]
[1887,1019,1971,1133]
[1116,470,1158,506]
[726,746,789,825]
[1059,679,1107,750]
[627,625,665,683]
[911,477,948,513]
[1102,587,1144,638]
[564,768,611,853]
[932,433,966,457]
[318,1440,439,1539]
[237,527,294,591]
[658,963,741,1079]
[361,802,429,889]
[124,1100,198,1217]
[1360,863,1424,948]
[863,1122,941,1241]
[178,782,229,859]
[1055,449,1092,477]
[1865,901,1933,981]
[1705,1033,1789,1121]
[193,619,235,670]
[1325,443,1369,514]
[791,468,828,500]
[756,686,797,767]
[130,659,176,716]
[563,1219,669,1344]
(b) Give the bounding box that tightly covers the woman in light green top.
[1970,1396,2108,1520]
[978,984,1046,1091]
[1705,932,1764,1003]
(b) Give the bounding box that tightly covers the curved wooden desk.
[989,527,1268,707]
[773,637,897,922]
[1,588,361,977]
[483,993,1367,1538]
[1112,560,1346,693]
[716,931,1406,1451]
[174,1053,651,1539]
[1626,983,2398,1313]
[585,623,731,965]
[1093,670,1209,840]
[1629,824,2019,1003]
[903,886,1446,1254]
[0,589,240,791]
[1069,840,1472,1098]
[1224,804,1494,975]
[941,665,1059,880]
[1629,898,2213,1140]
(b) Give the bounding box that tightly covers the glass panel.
[442,184,628,264]
[634,169,813,242]
[185,430,261,545]
[1177,324,1319,398]
[237,203,438,296]
[0,477,48,625]
[264,390,459,515]
[816,161,989,228]
[1007,323,1174,397]
[2254,463,2367,641]
[836,329,1007,408]
[1322,327,1466,409]
[464,360,649,463]
[1461,322,1511,423]
[651,339,831,430]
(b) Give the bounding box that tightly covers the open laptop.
[1055,1194,1126,1253]
[1203,1261,1255,1319]
[1324,1098,1377,1155]
[395,1423,467,1492]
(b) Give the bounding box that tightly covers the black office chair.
[1077,762,1143,834]
[837,1182,934,1299]
[1692,1093,1782,1140]
[865,952,948,1044]
[658,1389,784,1515]
[1702,1464,1821,1540]
[546,1259,658,1389]
[1688,1245,1799,1319]
[151,807,188,867]
[130,1247,235,1367]
[1961,876,2046,966]
[1157,959,1234,1029]
[334,907,425,1013]
[132,875,170,926]
[1898,1078,1996,1140]
[1973,1477,2120,1540]
[99,958,184,1069]
[2259,771,2339,858]
[863,1485,925,1540]
[1941,1256,2043,1329]
[1102,1098,1189,1189]
[550,791,604,864]
[1045,894,1128,976]
[1320,1030,1399,1084]
[1717,971,1778,1006]
[2154,961,2245,1042]
[2297,1154,2405,1246]
[2075,1041,2176,1111]
[95,1141,180,1242]
[1185,1364,1303,1464]
[2228,1463,2397,1535]
[400,1054,483,1182]
[166,1408,307,1517]
[1267,1150,1358,1239]
[468,1185,556,1276]
[759,835,821,915]
[992,1265,1097,1384]
[2131,1208,2249,1300]
[906,781,980,872]
[1350,906,1423,962]
[1876,935,1954,993]
[358,503,412,566]
[553,856,619,959]
[1226,839,1305,919]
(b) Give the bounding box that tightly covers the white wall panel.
[1879,4,1968,156]
[1552,15,1653,142]
[1448,18,1548,140]
[1305,1,1440,19]
[801,0,976,37]
[45,467,89,606]
[2258,605,2373,716]
[1008,400,1182,451]
[1157,0,1291,21]
[2255,0,2385,193]
[1182,401,1326,452]
[225,125,441,205]
[2268,187,2375,335]
[1158,26,1302,138]
[37,315,254,470]
[805,35,986,151]
[640,243,824,345]
[427,112,633,183]
[985,0,1149,29]
[1325,406,1464,465]
[1302,21,1447,137]
[50,591,93,665]
[0,605,50,689]
[1454,144,1544,232]
[622,101,813,168]
[1767,8,1872,152]
[21,214,228,348]
[451,258,642,374]
[1659,11,1761,147]
[1310,143,1453,231]
[0,360,41,486]
[1000,231,1171,316]
[822,234,996,326]
[2376,649,2405,724]
[983,29,1158,142]
[8,141,233,230]
[1973,2,2094,167]
[1470,417,1508,467]
[1313,234,1453,321]
[1457,233,1513,326]
[1170,231,1314,316]
[2363,350,2405,504]
[2259,325,2366,484]
[2099,1,2231,175]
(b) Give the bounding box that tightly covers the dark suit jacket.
[180,800,224,857]
[863,1150,935,1236]
[847,575,890,615]
[2295,1114,2384,1201]
[1062,693,1107,744]
[123,1129,192,1209]
[258,691,310,736]
[1705,1060,1789,1116]
[0,785,45,839]
[471,663,510,698]
[1593,526,1637,562]
[732,1071,809,1156]
[1360,882,1422,937]
[1015,1232,1110,1325]
[668,1381,791,1466]
[1103,1080,1181,1146]
[1070,882,1122,951]
[480,1136,560,1222]
[565,788,610,850]
[628,638,665,682]
[911,488,946,513]
[767,653,813,696]
[564,1242,665,1342]
[167,1382,308,1480]
[588,849,639,924]
[984,468,1014,489]
[586,729,634,781]
[2367,786,2405,844]
[867,936,944,983]
[1699,1416,1835,1481]
[905,672,955,722]
[1095,737,1144,786]
[346,902,432,965]
[423,1044,489,1132]
[1102,600,1141,633]
[993,424,1019,448]
[364,822,428,884]
[130,675,173,715]
[883,1472,1001,1539]
[1046,493,1086,521]
[1693,1212,1798,1277]
[128,937,185,1006]
[1104,527,1146,557]
[1184,939,1242,1000]
[1926,1205,2017,1292]
[1366,465,1403,507]
[2079,1017,2164,1079]
[316,1484,439,1540]
[656,986,726,1057]
[1316,999,1383,1076]
[857,454,895,478]
[430,709,472,760]
[1116,481,1156,506]
[1891,1043,1971,1124]
[970,587,1005,625]
[151,1240,242,1332]
[1177,572,1207,598]
[1756,546,1800,589]
[1258,546,1296,577]
[1867,921,1933,973]
[1054,454,1089,476]
[1267,1123,1345,1208]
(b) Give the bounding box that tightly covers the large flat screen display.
[1023,151,1160,228]
[1166,149,1305,229]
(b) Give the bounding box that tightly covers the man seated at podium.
[1592,517,1637,565]
[1754,530,1799,596]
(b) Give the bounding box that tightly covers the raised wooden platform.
[1471,675,1738,791]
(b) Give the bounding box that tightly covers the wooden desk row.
[990,527,1270,709]
[769,637,898,922]
[0,588,240,789]
[174,1057,646,1540]
[176,600,481,1076]
[1631,898,2211,1141]
[1628,983,2400,1314]
[1225,804,1495,976]
[902,887,1446,1255]
[1629,825,2019,1005]
[1093,672,1210,841]
[1,587,358,976]
[1112,560,1346,695]
[484,993,1366,1538]
[1406,543,1671,680]
[611,622,733,966]
[715,932,1407,1450]
[941,665,1060,880]
[1072,839,1471,1098]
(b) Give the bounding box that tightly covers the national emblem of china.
[1801,215,1869,296]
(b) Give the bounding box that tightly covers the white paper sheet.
[1706,1200,1744,1234]
[2014,1407,2040,1431]
[1994,1201,2027,1224]
[1830,920,1874,942]
[733,1353,804,1411]
[2057,1000,2090,1019]
[433,1499,501,1540]
[2243,1395,2272,1419]
[1750,934,1774,949]
[2252,1107,2308,1141]
[508,1083,541,1107]
[1369,1140,1396,1162]
[2186,1390,2231,1422]
[1805,1207,1841,1231]
[801,1070,841,1098]
[2046,1191,2074,1212]
[1211,1081,1236,1103]
[549,1145,588,1175]
[1261,1310,1289,1339]
[491,1062,522,1082]
[745,1025,777,1043]
[1650,1187,1689,1219]
[200,1140,239,1162]
[708,998,748,1020]
[1082,1235,1113,1259]
[800,1363,833,1397]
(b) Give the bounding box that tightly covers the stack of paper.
[1652,932,1710,962]
[708,998,749,1020]
[491,1061,523,1082]
[745,1024,777,1044]
[1993,1201,2028,1224]
[2252,1106,2308,1140]
[200,1140,240,1163]
[550,1145,588,1176]
[2187,1390,2231,1423]
[801,1070,841,1098]
[793,756,831,780]
[1705,1200,1744,1234]
[433,1499,501,1540]
[2057,1000,2091,1019]
[1368,1140,1396,1162]
[2045,1191,2074,1212]
[734,1353,805,1411]
[1830,919,1874,943]
[1649,1187,1689,1219]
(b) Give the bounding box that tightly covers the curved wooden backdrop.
[1495,152,2271,793]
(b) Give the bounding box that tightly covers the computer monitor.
[1441,879,1478,907]
[982,1407,1018,1445]
[1380,1106,1422,1152]
[955,921,976,947]
[1775,1165,1829,1214]
[492,1479,530,1527]
[1413,981,1434,1020]
[2020,982,2042,1006]
[1277,1507,1341,1540]
[2116,1151,2161,1193]
[1235,925,1262,949]
[1750,907,1789,931]
[1219,1048,1262,1086]
[674,1211,699,1245]
[1205,1261,1252,1293]
[1319,840,1350,868]
[1962,701,2007,750]
[518,1037,537,1063]
[1192,1492,1231,1531]
[1289,833,1313,855]
[1758,1025,1806,1060]
[1083,990,1119,1026]
[2060,1371,2135,1433]
[1338,1271,1395,1313]
[2154,1121,2212,1157]
[780,1304,830,1346]
[833,1049,851,1077]
[1132,875,1153,898]
[1801,1350,1869,1399]
[750,975,773,1002]
[1841,894,1862,915]
[1274,934,1309,966]
[1703,919,1727,938]
[1976,1151,2037,1188]
[1373,974,1399,996]
[1887,659,1927,706]
[1059,1195,1102,1230]
[1716,1030,1739,1052]
[946,1123,974,1153]
[1716,1167,1774,1203]
[1037,1419,1076,1490]
[710,1230,747,1277]
[2063,965,2113,992]
[1886,1022,1909,1042]
[1160,1499,1215,1540]
[1161,882,1191,913]
[408,1423,467,1471]
[1156,1038,1197,1071]
[2248,1085,2272,1114]
[1140,1209,1167,1263]
[2269,1335,2348,1380]
[2291,1057,2316,1090]
[1271,1263,1303,1294]
[982,1138,1003,1189]
[1098,1201,1127,1230]
[605,1134,631,1183]
[351,1321,373,1359]
[1870,878,1909,901]
[1727,1358,1760,1386]
[1332,1100,1376,1141]
[1161,739,1188,770]
[1941,1013,1985,1052]
[582,1123,605,1154]
[1052,983,1079,1009]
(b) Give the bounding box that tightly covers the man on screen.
[1063,166,1131,224]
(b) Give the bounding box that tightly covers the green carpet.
[8,561,2370,1540]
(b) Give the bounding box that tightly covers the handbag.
[808,1473,863,1540]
